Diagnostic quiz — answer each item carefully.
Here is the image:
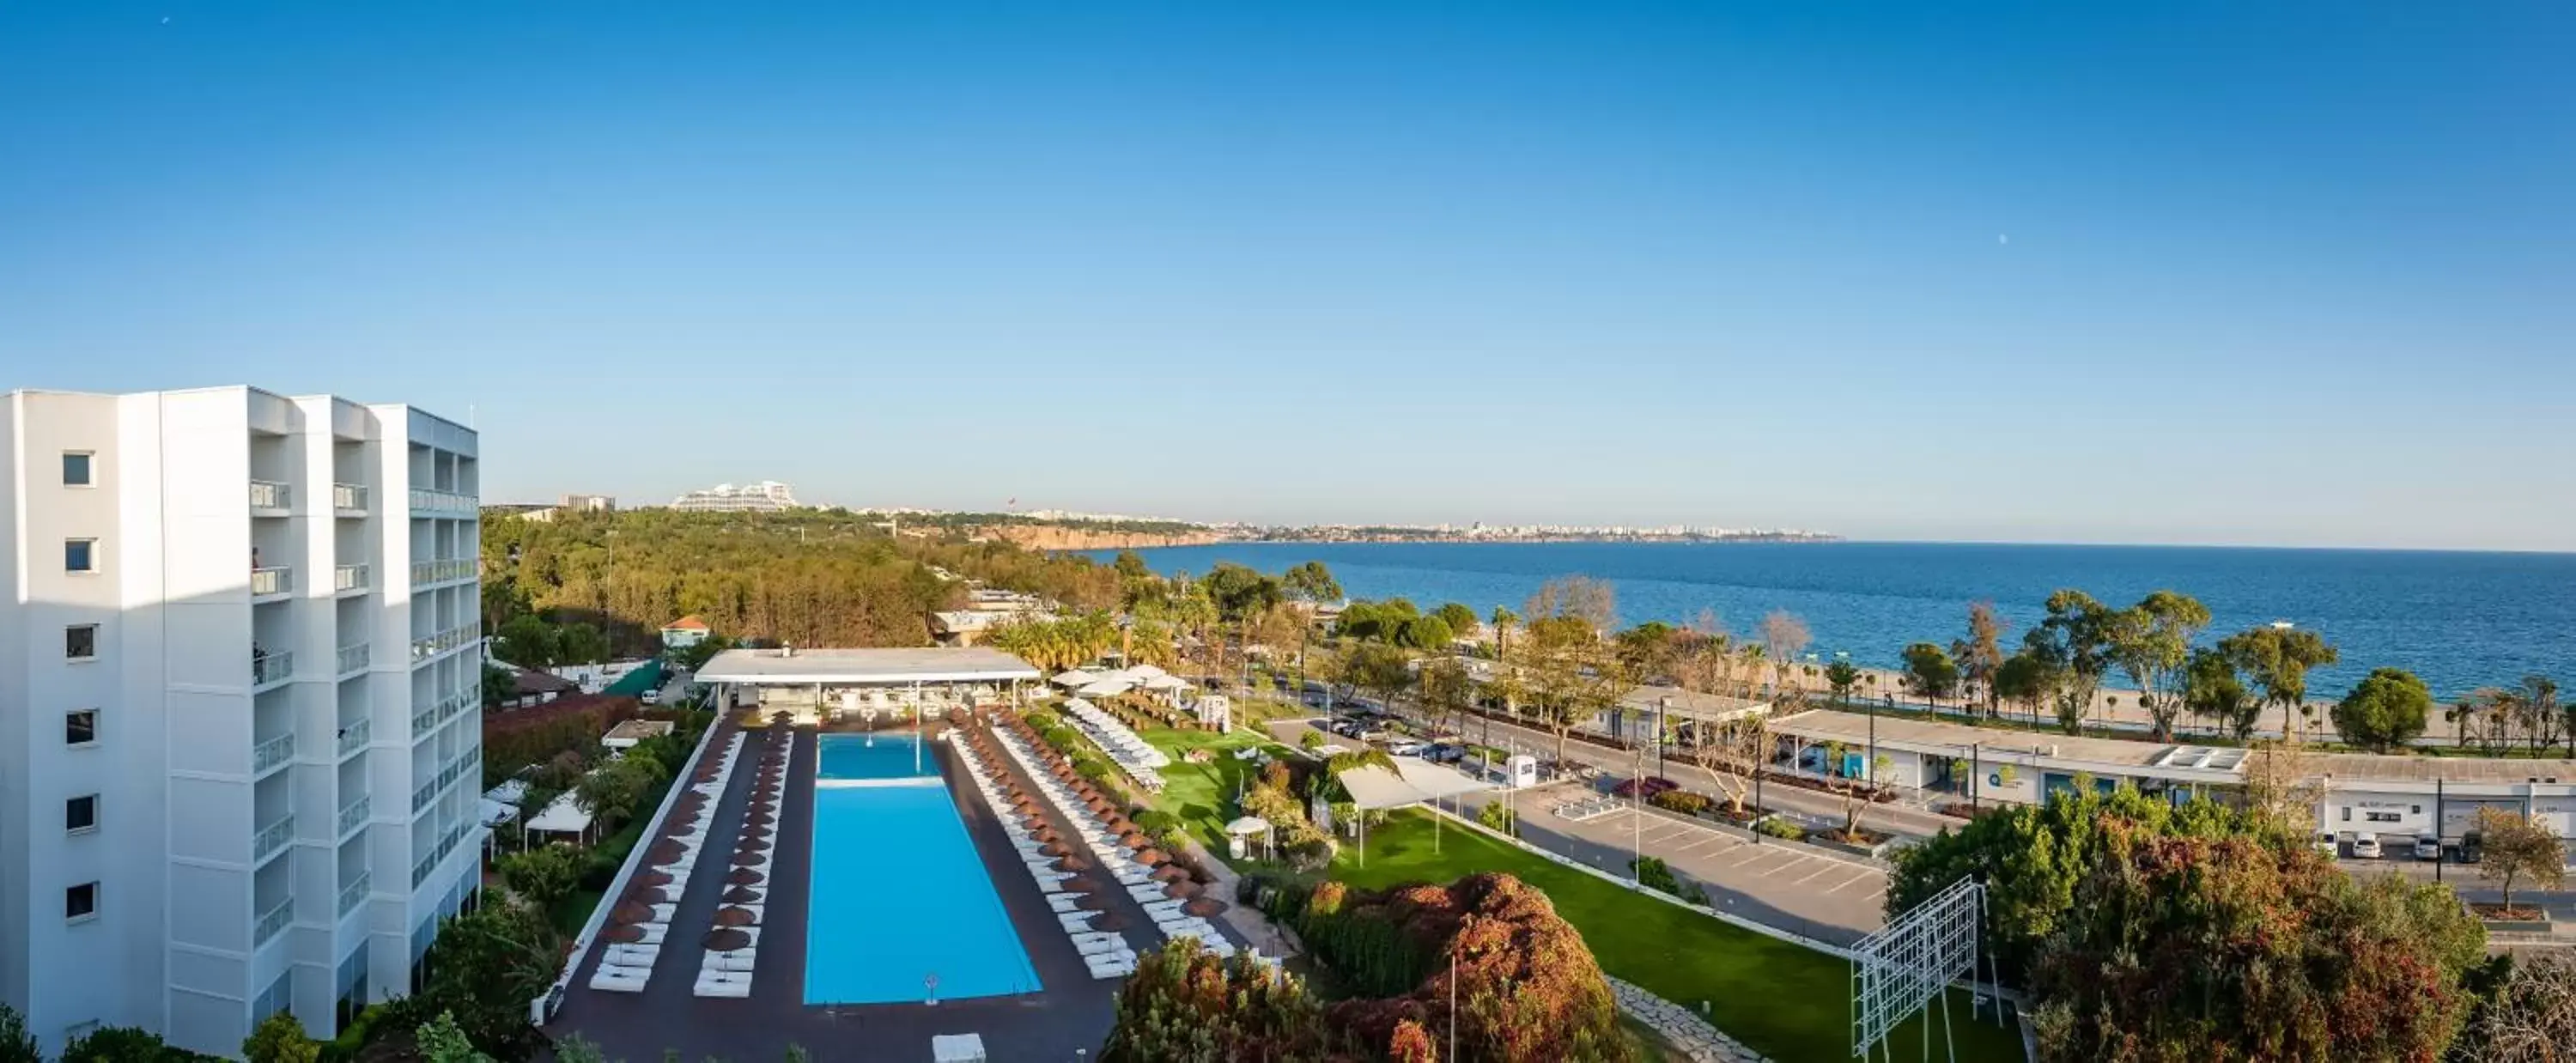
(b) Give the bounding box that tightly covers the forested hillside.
[478,508,1125,654]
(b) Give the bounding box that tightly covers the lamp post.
[1656,696,1671,780]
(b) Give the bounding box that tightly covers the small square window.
[65,624,98,661]
[65,538,97,574]
[66,795,98,833]
[66,709,98,746]
[65,882,98,921]
[63,452,93,486]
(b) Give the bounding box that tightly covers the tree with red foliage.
[2030,822,2487,1062]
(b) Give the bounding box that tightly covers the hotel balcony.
[251,649,295,690]
[252,812,294,866]
[250,566,294,601]
[337,871,371,916]
[249,480,291,515]
[411,819,475,889]
[336,716,371,758]
[410,622,480,665]
[335,793,372,840]
[334,563,370,595]
[410,557,475,588]
[252,895,293,946]
[336,643,369,678]
[409,488,475,517]
[410,684,477,738]
[331,483,368,516]
[252,731,295,777]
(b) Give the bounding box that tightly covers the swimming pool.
[804,732,1042,1005]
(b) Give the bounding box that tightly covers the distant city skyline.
[4,4,2572,552]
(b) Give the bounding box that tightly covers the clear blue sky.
[5,3,2571,550]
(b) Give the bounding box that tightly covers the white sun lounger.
[647,903,677,923]
[1070,932,1125,953]
[1127,884,1169,903]
[708,953,757,973]
[1142,900,1187,920]
[1047,894,1083,914]
[693,971,752,999]
[589,967,650,993]
[1057,912,1099,932]
[1085,955,1138,980]
[603,944,661,967]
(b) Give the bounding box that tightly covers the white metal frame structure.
[1849,878,1996,1062]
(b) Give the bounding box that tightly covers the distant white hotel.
[670,481,799,512]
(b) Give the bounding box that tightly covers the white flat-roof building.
[1767,708,2576,840]
[0,387,488,1055]
[668,481,798,512]
[696,647,1042,725]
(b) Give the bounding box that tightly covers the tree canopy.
[2332,666,2433,752]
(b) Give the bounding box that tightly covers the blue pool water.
[803,733,1041,1005]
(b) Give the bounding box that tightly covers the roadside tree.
[1414,655,1476,739]
[1899,643,1959,708]
[1759,610,1811,699]
[2105,590,2211,742]
[2476,807,2568,915]
[1432,601,1479,637]
[1991,650,2051,728]
[1692,715,1771,820]
[2183,647,2261,739]
[1951,601,2009,716]
[2452,953,2576,1063]
[2024,591,2114,734]
[2333,666,2433,753]
[1823,659,1861,707]
[2219,624,2340,742]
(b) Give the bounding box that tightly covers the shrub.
[1755,817,1807,841]
[0,1002,37,1063]
[496,844,585,911]
[243,1012,319,1063]
[1611,776,1679,799]
[1649,789,1711,816]
[1131,809,1182,835]
[1299,730,1327,751]
[1630,856,1684,896]
[1476,799,1518,836]
[60,1026,173,1063]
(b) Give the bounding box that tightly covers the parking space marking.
[1821,871,1878,895]
[1755,852,1813,878]
[1786,864,1838,888]
[1728,848,1795,875]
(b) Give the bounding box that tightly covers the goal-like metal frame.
[1849,878,1997,1061]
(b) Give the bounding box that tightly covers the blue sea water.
[803,733,1040,1005]
[1102,542,2576,700]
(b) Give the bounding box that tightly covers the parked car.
[1313,743,1350,757]
[2349,832,2383,859]
[1421,744,1467,763]
[2414,835,2443,860]
[2458,830,2484,864]
[1385,739,1428,756]
[2316,831,2340,858]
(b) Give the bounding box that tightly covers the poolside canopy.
[1052,669,1102,689]
[524,793,596,839]
[1334,759,1495,811]
[1076,678,1133,698]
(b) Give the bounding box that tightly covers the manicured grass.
[1334,811,2025,1063]
[1139,727,1291,853]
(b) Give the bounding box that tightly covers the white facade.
[0,387,488,1057]
[668,481,797,512]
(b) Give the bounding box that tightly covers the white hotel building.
[1,387,488,1056]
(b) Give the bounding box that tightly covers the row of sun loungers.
[952,730,1145,981]
[696,730,790,999]
[986,720,1250,964]
[1060,698,1172,771]
[589,729,748,993]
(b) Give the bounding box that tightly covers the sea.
[1093,542,2576,701]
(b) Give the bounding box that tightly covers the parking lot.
[1460,785,1892,945]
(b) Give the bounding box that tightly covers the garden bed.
[1805,826,1899,859]
[2471,902,2552,932]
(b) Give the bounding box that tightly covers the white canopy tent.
[1076,677,1134,698]
[524,793,597,842]
[1052,669,1101,689]
[1332,758,1498,866]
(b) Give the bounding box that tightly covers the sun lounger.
[1071,931,1125,952]
[1057,912,1100,932]
[589,967,650,993]
[1085,954,1139,979]
[693,971,752,999]
[708,953,757,973]
[647,903,676,923]
[1142,900,1187,920]
[1048,894,1083,913]
[603,944,661,967]
[1128,884,1168,902]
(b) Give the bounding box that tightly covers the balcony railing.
[337,794,371,836]
[410,623,480,664]
[254,897,294,945]
[337,643,369,676]
[337,717,371,756]
[412,820,475,888]
[412,747,481,812]
[331,483,368,513]
[334,563,369,592]
[253,732,295,774]
[250,567,293,598]
[249,481,290,511]
[410,558,474,586]
[337,872,371,915]
[410,684,480,738]
[252,815,294,862]
[252,650,295,688]
[409,488,475,516]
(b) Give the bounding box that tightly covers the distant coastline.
[1243,531,1842,545]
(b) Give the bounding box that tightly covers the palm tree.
[1489,605,1518,661]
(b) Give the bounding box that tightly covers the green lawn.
[1334,811,2026,1063]
[1138,727,1291,853]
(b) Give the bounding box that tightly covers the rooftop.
[664,616,710,631]
[695,647,1042,686]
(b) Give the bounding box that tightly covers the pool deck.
[545,720,1212,1062]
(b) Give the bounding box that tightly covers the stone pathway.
[1607,976,1771,1063]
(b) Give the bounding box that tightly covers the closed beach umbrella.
[722,885,763,904]
[628,886,672,906]
[603,924,648,944]
[1163,880,1200,899]
[633,869,674,889]
[726,868,765,886]
[744,810,775,827]
[1183,896,1227,918]
[1061,874,1104,894]
[738,835,772,853]
[1034,826,1060,844]
[712,907,756,928]
[742,824,774,841]
[645,840,690,866]
[611,902,655,925]
[702,928,753,952]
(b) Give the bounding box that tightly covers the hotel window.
[65,538,97,574]
[66,709,99,746]
[63,452,94,486]
[66,882,98,922]
[66,624,99,661]
[66,795,98,833]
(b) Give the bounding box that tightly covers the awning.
[483,779,531,806]
[1052,669,1100,689]
[524,793,595,835]
[1334,759,1498,811]
[479,799,521,828]
[1076,678,1133,698]
[1141,674,1192,692]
